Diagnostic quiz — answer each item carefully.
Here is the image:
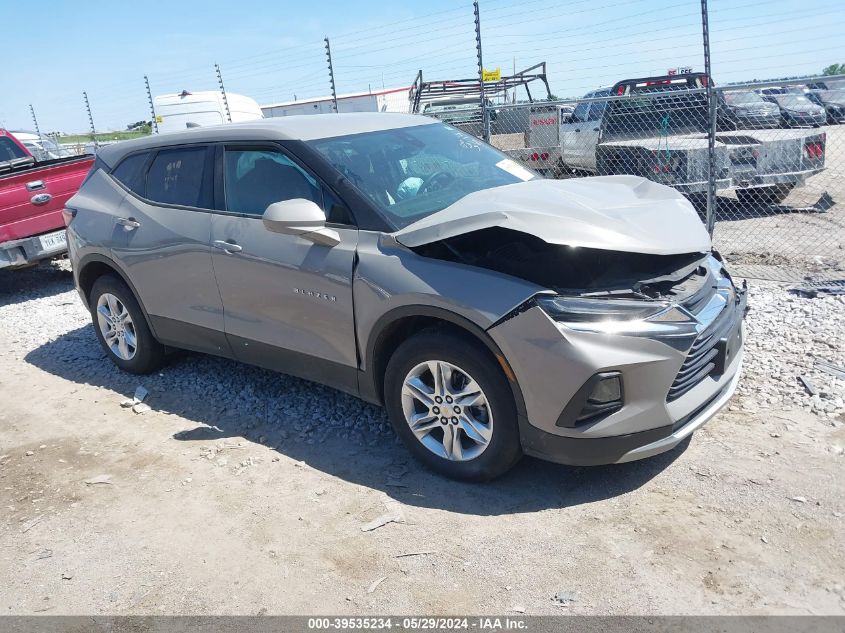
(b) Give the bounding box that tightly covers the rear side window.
[146,147,210,208]
[0,137,28,161]
[111,152,150,195]
[588,89,611,121]
[572,101,591,122]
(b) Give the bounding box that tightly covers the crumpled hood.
[392,175,711,255]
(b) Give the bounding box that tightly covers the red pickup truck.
[0,130,94,269]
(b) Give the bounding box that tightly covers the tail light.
[805,142,824,159]
[61,208,77,226]
[530,152,540,161]
[540,152,549,160]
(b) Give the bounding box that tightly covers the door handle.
[116,217,141,231]
[31,193,52,205]
[26,180,46,191]
[574,128,581,132]
[592,127,599,131]
[213,240,243,254]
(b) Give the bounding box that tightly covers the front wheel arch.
[363,305,528,422]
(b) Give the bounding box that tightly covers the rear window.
[146,147,210,208]
[111,152,150,195]
[0,137,28,162]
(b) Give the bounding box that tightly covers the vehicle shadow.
[712,191,835,222]
[25,324,688,517]
[0,264,75,306]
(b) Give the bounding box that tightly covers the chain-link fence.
[436,73,845,284]
[16,0,844,284]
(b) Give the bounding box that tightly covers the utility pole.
[325,37,339,113]
[215,63,232,122]
[29,104,42,139]
[701,0,718,235]
[473,1,490,141]
[83,91,98,149]
[145,75,158,133]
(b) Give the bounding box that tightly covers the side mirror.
[262,199,340,247]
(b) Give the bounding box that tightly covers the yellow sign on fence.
[482,67,501,82]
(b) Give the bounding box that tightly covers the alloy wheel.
[96,293,137,360]
[400,360,493,461]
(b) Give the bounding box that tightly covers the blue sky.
[2,0,843,132]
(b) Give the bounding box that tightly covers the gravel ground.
[0,262,843,615]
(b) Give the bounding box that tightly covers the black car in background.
[719,90,781,129]
[807,89,845,124]
[760,90,826,128]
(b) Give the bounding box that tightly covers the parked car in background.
[421,96,497,135]
[509,73,826,206]
[806,89,845,124]
[760,92,826,127]
[805,79,845,92]
[719,91,781,129]
[0,130,94,269]
[66,114,746,481]
[153,90,263,133]
[10,131,74,161]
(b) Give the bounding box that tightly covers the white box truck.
[261,87,410,117]
[154,90,263,133]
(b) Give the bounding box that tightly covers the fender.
[360,303,528,420]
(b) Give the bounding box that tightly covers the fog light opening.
[587,374,622,404]
[575,372,624,424]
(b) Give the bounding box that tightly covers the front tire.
[89,274,165,374]
[384,330,522,481]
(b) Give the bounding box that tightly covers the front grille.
[667,299,736,402]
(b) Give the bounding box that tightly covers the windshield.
[820,90,845,103]
[308,123,537,229]
[724,91,765,105]
[776,95,813,108]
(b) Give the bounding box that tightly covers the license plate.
[39,230,67,252]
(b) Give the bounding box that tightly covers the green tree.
[822,63,845,76]
[126,120,151,132]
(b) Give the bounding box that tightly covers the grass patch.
[58,131,150,145]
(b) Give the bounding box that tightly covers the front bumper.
[782,112,825,127]
[517,352,742,466]
[489,259,747,466]
[734,166,824,189]
[733,114,781,129]
[0,229,67,269]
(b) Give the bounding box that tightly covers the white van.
[153,91,263,133]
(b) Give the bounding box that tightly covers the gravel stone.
[1,264,842,453]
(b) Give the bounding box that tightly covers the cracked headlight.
[536,295,697,334]
[537,296,668,322]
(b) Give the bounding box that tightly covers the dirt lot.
[1,266,844,616]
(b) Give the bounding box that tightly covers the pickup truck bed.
[1,152,94,269]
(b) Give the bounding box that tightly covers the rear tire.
[736,184,794,207]
[89,274,165,374]
[384,330,522,481]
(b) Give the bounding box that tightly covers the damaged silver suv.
[66,114,746,480]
